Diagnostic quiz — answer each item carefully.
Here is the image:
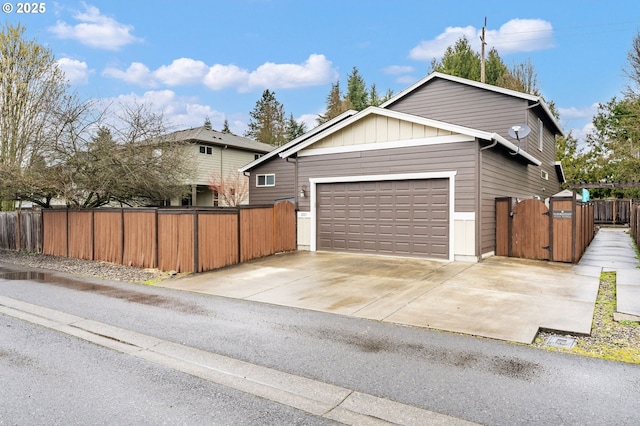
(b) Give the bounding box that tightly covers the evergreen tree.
[285,113,307,142]
[317,80,347,125]
[430,36,481,81]
[345,66,368,111]
[244,89,287,147]
[203,117,212,130]
[221,118,233,134]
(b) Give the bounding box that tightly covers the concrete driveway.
[160,251,601,344]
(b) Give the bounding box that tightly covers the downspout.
[478,138,499,261]
[286,156,299,206]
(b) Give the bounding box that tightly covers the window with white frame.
[256,174,275,187]
[199,145,212,155]
[538,119,544,151]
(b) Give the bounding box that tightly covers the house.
[166,126,274,206]
[240,72,565,262]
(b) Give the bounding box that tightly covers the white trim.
[453,212,475,221]
[256,173,275,187]
[298,134,474,157]
[309,171,456,262]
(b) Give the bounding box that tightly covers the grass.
[533,271,640,364]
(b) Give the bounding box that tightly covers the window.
[538,119,544,151]
[199,146,205,154]
[254,153,263,161]
[256,174,275,187]
[541,170,549,180]
[199,146,213,155]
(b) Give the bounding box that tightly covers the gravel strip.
[0,249,169,284]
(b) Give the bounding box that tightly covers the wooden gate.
[496,196,594,263]
[512,199,549,260]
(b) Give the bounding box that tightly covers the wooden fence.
[593,199,631,225]
[41,201,297,273]
[496,196,594,263]
[0,211,43,252]
[631,201,640,250]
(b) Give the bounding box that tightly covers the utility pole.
[480,17,487,83]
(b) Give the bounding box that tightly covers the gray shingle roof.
[167,126,275,153]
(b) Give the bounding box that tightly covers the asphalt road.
[1,263,639,425]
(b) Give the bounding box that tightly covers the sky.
[5,0,640,141]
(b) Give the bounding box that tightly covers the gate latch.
[542,246,551,251]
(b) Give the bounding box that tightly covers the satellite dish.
[508,124,531,140]
[507,124,530,156]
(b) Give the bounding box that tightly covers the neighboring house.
[166,126,274,206]
[240,72,565,262]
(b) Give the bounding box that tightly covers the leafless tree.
[208,170,249,207]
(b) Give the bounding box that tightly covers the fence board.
[274,201,296,253]
[19,211,42,252]
[240,207,274,262]
[158,212,195,273]
[94,211,123,264]
[198,212,238,271]
[43,210,67,256]
[68,211,93,260]
[0,213,17,250]
[495,198,511,256]
[123,210,157,268]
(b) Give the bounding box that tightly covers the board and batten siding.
[248,157,296,204]
[296,142,478,214]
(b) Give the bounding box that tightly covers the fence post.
[548,197,554,262]
[193,209,199,273]
[571,190,577,263]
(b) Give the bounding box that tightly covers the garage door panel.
[317,179,450,259]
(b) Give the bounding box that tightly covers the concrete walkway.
[578,227,640,320]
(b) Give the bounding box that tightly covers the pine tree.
[221,119,232,134]
[244,89,287,146]
[346,66,368,111]
[285,113,307,142]
[317,80,347,125]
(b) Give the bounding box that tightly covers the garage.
[316,178,450,259]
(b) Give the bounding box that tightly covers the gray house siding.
[386,78,530,149]
[248,157,296,204]
[296,141,478,214]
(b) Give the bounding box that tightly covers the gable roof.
[381,72,564,137]
[239,109,358,173]
[278,106,541,166]
[167,126,274,153]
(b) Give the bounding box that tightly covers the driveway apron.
[161,250,601,344]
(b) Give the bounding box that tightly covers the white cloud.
[487,19,554,55]
[57,58,92,84]
[49,4,141,50]
[409,25,477,60]
[106,54,338,92]
[103,62,155,87]
[247,54,338,91]
[558,103,599,120]
[409,19,553,60]
[154,58,210,86]
[383,65,415,75]
[297,113,319,132]
[203,64,250,91]
[108,90,242,132]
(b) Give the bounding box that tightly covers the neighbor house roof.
[239,109,358,173]
[167,126,274,153]
[380,72,565,137]
[277,106,541,166]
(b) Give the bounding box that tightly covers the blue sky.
[6,0,640,141]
